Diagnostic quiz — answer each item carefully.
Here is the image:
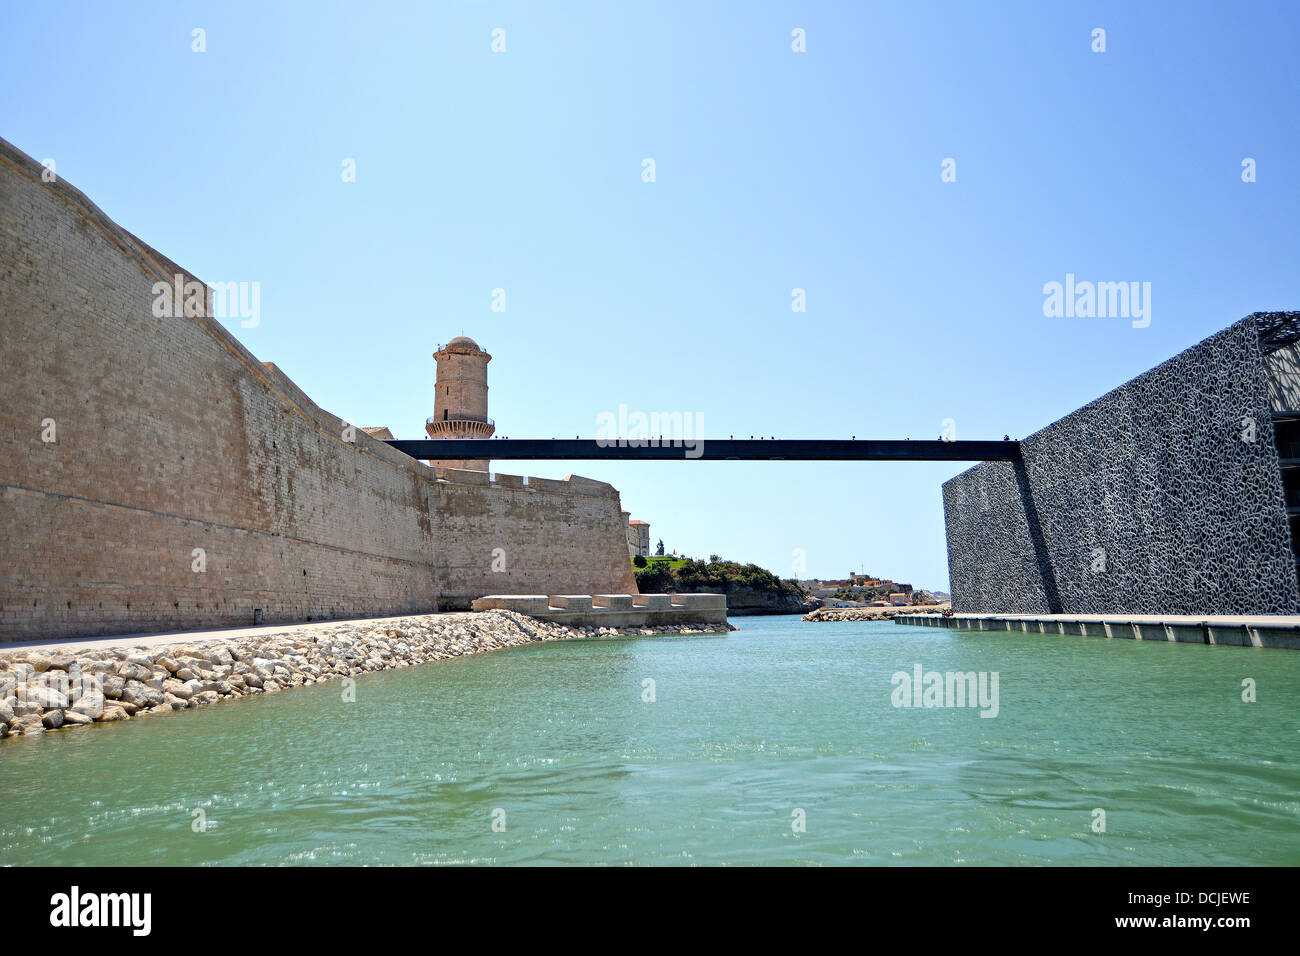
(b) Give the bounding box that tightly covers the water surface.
[2,616,1297,865]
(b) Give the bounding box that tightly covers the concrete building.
[944,313,1300,616]
[425,336,495,472]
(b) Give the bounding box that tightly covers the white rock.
[11,714,44,735]
[122,680,164,707]
[23,653,56,673]
[117,662,151,682]
[71,688,105,719]
[25,684,68,710]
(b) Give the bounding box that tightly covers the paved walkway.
[896,611,1300,649]
[933,612,1300,626]
[0,612,475,655]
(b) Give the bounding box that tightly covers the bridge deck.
[384,438,1021,462]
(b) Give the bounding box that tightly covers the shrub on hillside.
[633,563,676,593]
[634,555,799,597]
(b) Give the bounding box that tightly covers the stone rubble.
[0,611,734,739]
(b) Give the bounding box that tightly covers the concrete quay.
[470,593,729,629]
[895,612,1300,649]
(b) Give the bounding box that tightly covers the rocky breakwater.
[802,605,950,623]
[0,611,726,740]
[726,586,821,616]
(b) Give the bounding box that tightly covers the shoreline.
[802,604,951,622]
[0,611,734,740]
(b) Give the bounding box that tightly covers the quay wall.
[0,137,635,642]
[943,318,1300,615]
[895,613,1300,651]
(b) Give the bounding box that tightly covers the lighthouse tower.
[425,336,495,472]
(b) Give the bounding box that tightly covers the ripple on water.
[2,618,1300,865]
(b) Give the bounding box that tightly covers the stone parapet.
[671,593,727,610]
[550,595,593,611]
[471,595,551,614]
[470,593,729,629]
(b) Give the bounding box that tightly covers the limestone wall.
[0,137,635,642]
[430,470,637,609]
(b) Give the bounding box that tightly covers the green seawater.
[2,616,1298,865]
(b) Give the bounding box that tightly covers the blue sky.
[4,1,1298,589]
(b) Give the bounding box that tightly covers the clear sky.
[4,1,1298,590]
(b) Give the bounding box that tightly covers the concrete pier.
[895,612,1300,649]
[471,593,728,629]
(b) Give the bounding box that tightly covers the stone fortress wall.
[0,136,636,642]
[943,317,1300,615]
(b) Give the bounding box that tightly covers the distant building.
[625,518,651,558]
[361,426,394,441]
[888,592,908,605]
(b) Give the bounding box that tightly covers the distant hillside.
[634,557,819,616]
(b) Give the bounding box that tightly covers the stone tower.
[425,335,495,472]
